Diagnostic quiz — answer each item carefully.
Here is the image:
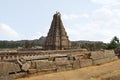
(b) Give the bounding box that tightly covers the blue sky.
[0,0,120,42]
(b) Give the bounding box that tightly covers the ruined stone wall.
[0,49,87,61]
[91,50,118,65]
[0,50,118,80]
[30,50,118,72]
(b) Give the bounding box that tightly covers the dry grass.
[16,60,120,80]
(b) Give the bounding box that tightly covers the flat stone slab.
[104,50,116,58]
[109,56,118,61]
[80,59,92,67]
[28,69,37,74]
[93,58,110,65]
[90,51,104,60]
[35,61,56,71]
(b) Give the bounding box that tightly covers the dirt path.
[16,60,120,80]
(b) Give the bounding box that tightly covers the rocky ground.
[16,59,120,80]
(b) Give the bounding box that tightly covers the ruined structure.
[44,12,71,50]
[0,49,118,80]
[0,12,119,80]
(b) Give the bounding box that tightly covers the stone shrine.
[44,12,71,50]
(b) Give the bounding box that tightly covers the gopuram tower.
[44,12,71,50]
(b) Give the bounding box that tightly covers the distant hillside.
[0,37,106,50]
[72,40,103,45]
[71,40,106,50]
[0,36,46,48]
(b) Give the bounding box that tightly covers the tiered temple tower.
[44,12,71,50]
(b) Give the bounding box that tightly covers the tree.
[71,42,79,49]
[107,36,120,50]
[24,40,32,48]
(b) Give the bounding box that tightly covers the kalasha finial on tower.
[55,11,61,16]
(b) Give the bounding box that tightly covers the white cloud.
[0,24,20,40]
[65,6,120,42]
[62,14,89,20]
[92,7,120,22]
[67,22,113,42]
[91,7,120,29]
[91,0,120,6]
[91,7,120,42]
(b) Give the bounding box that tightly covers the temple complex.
[44,12,71,50]
[0,12,119,80]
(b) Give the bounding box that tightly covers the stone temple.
[44,12,71,50]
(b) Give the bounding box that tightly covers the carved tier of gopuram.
[44,12,71,50]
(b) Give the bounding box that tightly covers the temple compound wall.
[0,49,118,80]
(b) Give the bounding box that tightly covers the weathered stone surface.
[55,60,70,66]
[9,72,27,79]
[44,12,71,50]
[65,64,73,70]
[72,60,80,69]
[93,58,110,65]
[104,50,116,58]
[17,57,30,71]
[30,61,36,68]
[0,62,21,76]
[109,56,118,61]
[27,61,31,64]
[0,76,11,80]
[55,57,68,61]
[56,66,66,72]
[90,51,104,60]
[0,49,119,80]
[90,50,118,65]
[80,59,92,67]
[35,61,56,71]
[55,60,70,71]
[21,63,30,71]
[28,69,37,74]
[75,54,85,60]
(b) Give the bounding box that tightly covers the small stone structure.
[44,12,71,50]
[0,49,118,80]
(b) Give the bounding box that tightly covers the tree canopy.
[107,36,120,50]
